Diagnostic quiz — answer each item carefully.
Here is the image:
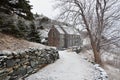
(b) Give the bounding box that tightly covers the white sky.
[29,0,59,19]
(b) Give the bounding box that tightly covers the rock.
[0,51,4,56]
[16,59,21,63]
[27,66,33,73]
[6,60,16,68]
[0,69,8,80]
[39,58,47,64]
[30,61,36,68]
[1,50,12,56]
[7,68,13,74]
[94,64,108,80]
[13,66,27,76]
[35,51,41,56]
[0,56,7,61]
[4,76,11,80]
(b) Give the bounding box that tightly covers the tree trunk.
[85,25,102,65]
[79,7,102,65]
[91,43,102,65]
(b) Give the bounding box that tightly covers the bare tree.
[55,0,120,65]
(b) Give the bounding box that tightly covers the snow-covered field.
[25,50,101,80]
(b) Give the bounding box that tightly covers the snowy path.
[25,50,99,80]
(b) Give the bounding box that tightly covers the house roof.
[54,25,65,34]
[54,25,80,35]
[62,25,80,35]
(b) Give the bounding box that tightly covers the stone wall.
[0,48,59,80]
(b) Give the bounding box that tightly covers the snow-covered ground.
[104,65,120,80]
[25,50,100,80]
[79,50,120,80]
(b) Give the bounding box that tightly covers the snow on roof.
[53,25,80,35]
[61,25,80,35]
[54,25,65,34]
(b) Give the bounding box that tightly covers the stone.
[4,76,11,80]
[0,69,8,80]
[6,59,16,68]
[0,61,4,67]
[35,51,41,56]
[9,76,18,80]
[13,66,27,76]
[30,56,36,59]
[0,56,7,61]
[12,51,18,55]
[6,68,13,74]
[25,55,29,58]
[0,64,2,68]
[30,61,36,68]
[13,64,20,70]
[2,50,12,56]
[16,59,20,63]
[24,62,29,65]
[27,66,33,73]
[40,58,47,64]
[6,56,13,59]
[0,69,6,75]
[19,58,26,64]
[0,73,8,80]
[0,51,4,56]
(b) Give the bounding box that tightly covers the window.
[53,32,56,37]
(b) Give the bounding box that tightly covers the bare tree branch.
[54,0,120,65]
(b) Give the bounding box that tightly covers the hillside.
[0,33,47,51]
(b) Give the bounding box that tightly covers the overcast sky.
[29,0,59,19]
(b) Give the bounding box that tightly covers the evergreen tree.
[27,22,41,43]
[16,20,29,38]
[0,0,33,20]
[34,13,39,18]
[0,13,17,34]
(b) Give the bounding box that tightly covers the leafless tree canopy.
[55,0,120,64]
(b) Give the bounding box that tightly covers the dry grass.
[0,33,47,51]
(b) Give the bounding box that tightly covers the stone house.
[48,25,82,49]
